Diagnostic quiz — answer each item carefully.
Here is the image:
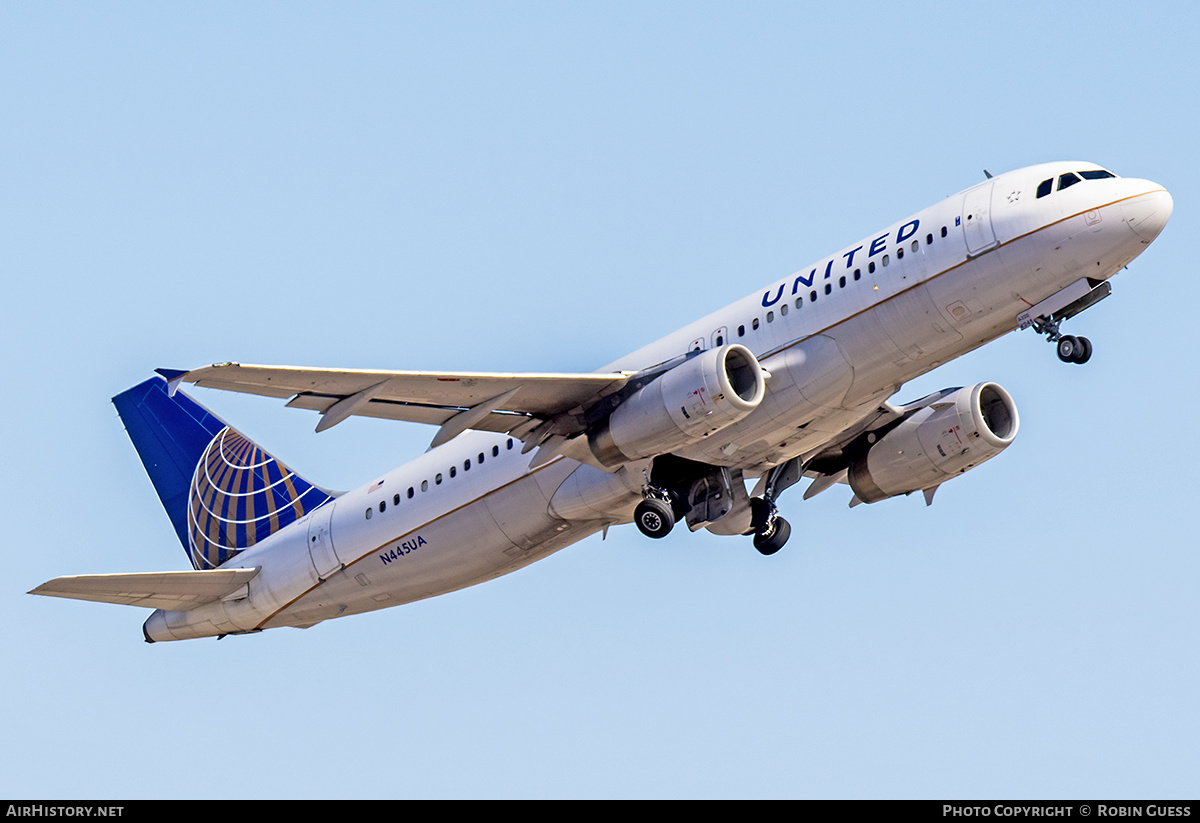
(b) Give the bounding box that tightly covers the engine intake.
[589,344,766,467]
[848,382,1019,503]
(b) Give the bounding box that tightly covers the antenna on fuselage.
[983,170,993,179]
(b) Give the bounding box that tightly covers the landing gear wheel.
[1056,335,1081,363]
[1074,336,1092,364]
[1056,334,1093,364]
[753,515,791,556]
[634,497,675,539]
[749,497,791,555]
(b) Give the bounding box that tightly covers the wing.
[29,568,261,611]
[167,362,635,451]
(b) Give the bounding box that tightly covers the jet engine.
[588,344,767,467]
[847,382,1019,503]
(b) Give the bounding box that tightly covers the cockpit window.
[1038,169,1116,199]
[1058,173,1082,191]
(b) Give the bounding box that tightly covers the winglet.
[154,368,190,397]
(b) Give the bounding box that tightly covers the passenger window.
[449,466,456,479]
[379,501,386,513]
[824,283,832,295]
[435,473,443,485]
[794,297,802,309]
[393,493,400,506]
[1058,173,1081,191]
[751,318,759,330]
[779,303,787,317]
[1036,178,1053,198]
[737,325,745,337]
[365,508,372,520]
[765,311,773,323]
[492,445,500,457]
[421,480,429,492]
[408,487,415,499]
[838,276,846,288]
[853,269,861,281]
[810,290,818,302]
[925,233,933,245]
[941,226,948,238]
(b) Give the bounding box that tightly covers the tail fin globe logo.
[187,426,329,569]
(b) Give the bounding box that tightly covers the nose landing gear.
[1054,333,1092,364]
[1018,277,1111,366]
[1035,313,1093,365]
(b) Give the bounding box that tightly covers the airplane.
[30,161,1172,642]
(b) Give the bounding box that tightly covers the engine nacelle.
[848,382,1019,503]
[588,344,767,467]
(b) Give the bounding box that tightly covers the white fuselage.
[144,162,1172,641]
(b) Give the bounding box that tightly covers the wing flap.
[29,568,261,611]
[284,393,525,433]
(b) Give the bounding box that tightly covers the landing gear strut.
[746,458,799,555]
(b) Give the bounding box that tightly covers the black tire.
[753,515,791,556]
[1056,335,1080,363]
[634,498,675,539]
[1075,336,1092,364]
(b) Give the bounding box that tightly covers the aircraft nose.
[1123,187,1173,243]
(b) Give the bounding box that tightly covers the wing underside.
[177,362,634,445]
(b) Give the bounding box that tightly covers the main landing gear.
[748,498,791,556]
[633,489,678,540]
[632,456,796,556]
[633,488,792,555]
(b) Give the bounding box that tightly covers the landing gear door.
[684,467,736,530]
[306,501,342,581]
[962,181,999,256]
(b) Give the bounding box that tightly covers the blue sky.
[4,1,1197,799]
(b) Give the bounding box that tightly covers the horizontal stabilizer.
[29,568,260,611]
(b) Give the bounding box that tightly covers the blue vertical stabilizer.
[113,378,332,569]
